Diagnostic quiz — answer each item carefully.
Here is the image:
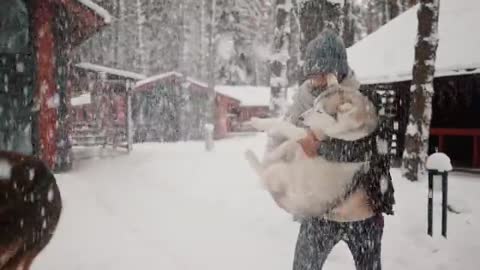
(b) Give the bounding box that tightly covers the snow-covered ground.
[33,134,479,270]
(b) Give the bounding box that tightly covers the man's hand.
[297,130,321,158]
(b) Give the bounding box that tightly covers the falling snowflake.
[47,187,55,202]
[41,207,45,217]
[16,61,25,72]
[376,138,389,154]
[380,176,389,194]
[47,93,60,109]
[0,159,12,179]
[29,168,35,181]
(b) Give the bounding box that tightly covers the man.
[265,28,395,270]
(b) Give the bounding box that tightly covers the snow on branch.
[298,0,344,10]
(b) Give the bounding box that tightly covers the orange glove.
[297,130,321,158]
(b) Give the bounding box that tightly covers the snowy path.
[33,135,479,270]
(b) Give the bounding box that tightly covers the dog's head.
[299,84,378,141]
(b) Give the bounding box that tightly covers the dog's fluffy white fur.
[245,76,378,218]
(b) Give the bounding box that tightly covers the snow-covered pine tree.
[270,0,292,117]
[135,0,147,74]
[206,0,217,125]
[215,0,256,85]
[232,0,273,85]
[402,0,419,9]
[388,0,401,19]
[116,0,138,71]
[289,0,302,84]
[113,0,121,66]
[297,0,342,81]
[351,1,368,42]
[181,0,207,80]
[402,0,440,181]
[342,0,355,47]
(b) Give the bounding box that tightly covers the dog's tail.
[244,149,263,176]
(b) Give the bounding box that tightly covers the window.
[0,0,29,53]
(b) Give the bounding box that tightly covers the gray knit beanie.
[303,29,349,79]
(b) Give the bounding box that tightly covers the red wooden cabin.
[134,72,241,140]
[0,0,110,171]
[215,85,271,132]
[135,72,206,142]
[347,0,480,170]
[70,63,145,151]
[215,93,241,138]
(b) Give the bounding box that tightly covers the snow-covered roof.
[71,93,91,106]
[135,72,208,89]
[76,0,112,24]
[426,152,453,172]
[76,63,146,80]
[215,85,271,107]
[347,0,480,84]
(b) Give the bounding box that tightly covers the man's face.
[307,73,328,96]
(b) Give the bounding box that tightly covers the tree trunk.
[136,0,147,74]
[342,0,355,48]
[388,0,401,19]
[199,0,206,80]
[206,0,217,130]
[113,0,119,66]
[383,0,390,24]
[179,0,187,74]
[402,0,440,181]
[288,0,302,84]
[270,0,291,117]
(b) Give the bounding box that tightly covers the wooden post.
[126,80,134,153]
[204,123,214,151]
[99,72,108,148]
[442,172,448,238]
[427,169,449,238]
[473,136,479,168]
[428,171,433,236]
[33,0,57,169]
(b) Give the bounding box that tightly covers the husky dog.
[244,76,378,218]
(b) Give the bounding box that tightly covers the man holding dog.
[266,28,395,270]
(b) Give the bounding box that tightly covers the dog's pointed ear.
[326,73,339,86]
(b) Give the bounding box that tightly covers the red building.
[215,85,271,132]
[133,72,241,140]
[0,0,110,171]
[133,73,277,140]
[215,93,241,138]
[70,63,146,150]
[347,0,480,169]
[134,72,208,142]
